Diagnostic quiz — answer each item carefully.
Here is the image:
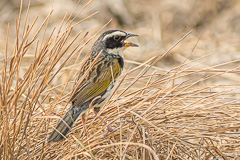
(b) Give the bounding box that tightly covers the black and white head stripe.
[91,30,138,56]
[102,30,127,41]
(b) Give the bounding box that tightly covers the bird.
[48,30,138,142]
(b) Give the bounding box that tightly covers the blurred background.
[0,0,240,72]
[1,0,240,64]
[1,0,240,86]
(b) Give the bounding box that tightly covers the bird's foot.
[103,125,119,138]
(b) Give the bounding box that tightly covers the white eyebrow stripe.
[102,31,126,41]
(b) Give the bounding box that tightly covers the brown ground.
[1,0,240,159]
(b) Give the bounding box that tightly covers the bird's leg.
[94,107,118,137]
[81,113,87,135]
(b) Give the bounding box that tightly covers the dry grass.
[1,0,240,159]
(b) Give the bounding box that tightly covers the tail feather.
[48,107,83,142]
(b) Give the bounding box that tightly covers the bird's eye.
[113,35,121,41]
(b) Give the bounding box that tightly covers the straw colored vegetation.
[1,0,240,159]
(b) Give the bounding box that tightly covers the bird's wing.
[70,56,121,107]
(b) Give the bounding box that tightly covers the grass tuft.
[1,0,240,159]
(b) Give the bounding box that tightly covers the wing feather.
[71,57,121,107]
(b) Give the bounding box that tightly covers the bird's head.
[91,30,138,56]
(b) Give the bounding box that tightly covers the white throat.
[106,48,125,57]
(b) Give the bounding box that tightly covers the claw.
[103,126,119,138]
[95,113,119,137]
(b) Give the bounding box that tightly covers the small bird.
[48,30,138,142]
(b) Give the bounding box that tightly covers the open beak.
[123,33,139,47]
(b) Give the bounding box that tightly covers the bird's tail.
[48,107,83,142]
